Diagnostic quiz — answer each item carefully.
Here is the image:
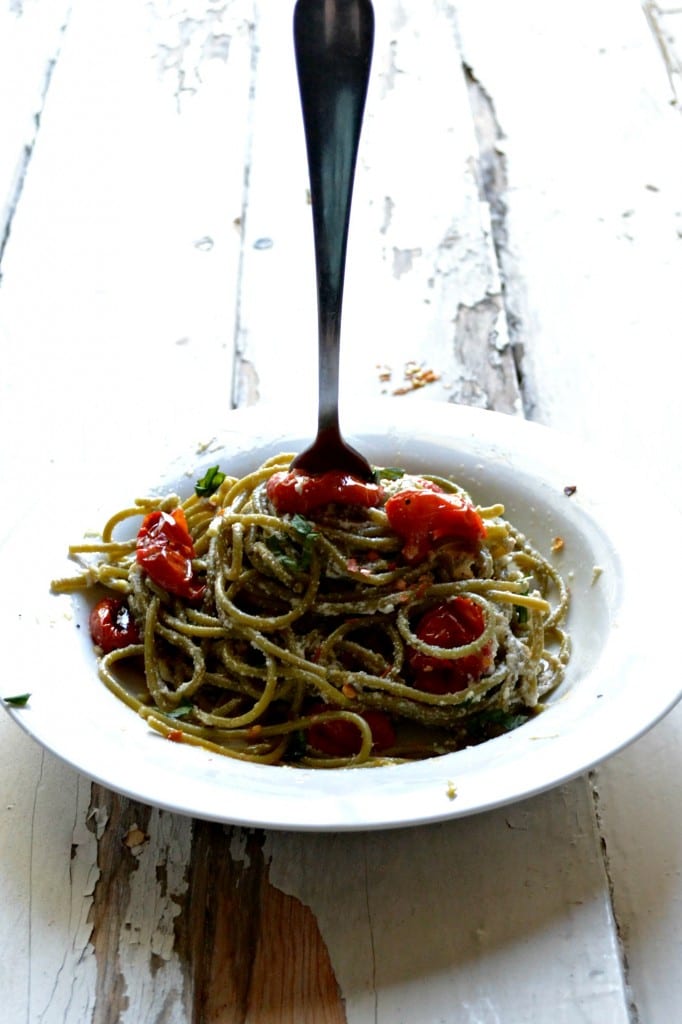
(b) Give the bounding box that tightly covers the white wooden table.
[2,2,681,1021]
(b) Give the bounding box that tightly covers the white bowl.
[2,400,678,831]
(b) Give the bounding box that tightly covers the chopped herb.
[515,604,529,625]
[298,537,318,571]
[290,514,317,538]
[375,466,405,482]
[265,534,298,573]
[513,581,531,625]
[287,729,308,762]
[483,709,529,732]
[166,703,194,719]
[3,693,31,707]
[195,465,226,497]
[467,707,531,741]
[265,515,319,573]
[266,535,318,572]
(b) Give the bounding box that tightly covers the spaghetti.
[51,454,570,767]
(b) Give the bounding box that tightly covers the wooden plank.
[341,0,520,413]
[0,718,100,1023]
[455,0,682,478]
[0,0,252,1020]
[589,713,682,1021]
[0,0,71,251]
[0,0,254,494]
[178,824,346,1023]
[266,785,630,1023]
[454,1,682,1022]
[234,0,522,418]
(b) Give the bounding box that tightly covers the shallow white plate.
[2,400,679,831]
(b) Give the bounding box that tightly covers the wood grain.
[180,824,267,1024]
[89,788,152,1023]
[87,801,348,1024]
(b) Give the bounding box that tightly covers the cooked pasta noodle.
[51,454,570,767]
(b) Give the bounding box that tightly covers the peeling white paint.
[229,826,253,868]
[31,770,100,1024]
[265,783,630,1024]
[118,810,192,1024]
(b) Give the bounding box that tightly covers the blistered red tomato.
[385,488,485,563]
[266,470,383,515]
[89,597,140,653]
[408,597,492,694]
[136,507,205,601]
[306,703,395,756]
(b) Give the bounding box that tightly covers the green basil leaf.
[195,465,226,497]
[299,538,315,571]
[265,516,319,572]
[477,708,528,732]
[286,729,308,762]
[488,710,528,732]
[166,704,194,719]
[3,693,31,707]
[465,707,531,744]
[290,513,317,538]
[375,466,405,481]
[265,535,302,573]
[515,605,529,625]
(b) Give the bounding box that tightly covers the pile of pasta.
[52,454,570,767]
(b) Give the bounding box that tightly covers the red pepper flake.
[413,576,432,600]
[167,729,184,743]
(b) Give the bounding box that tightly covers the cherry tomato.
[408,597,492,694]
[385,488,486,563]
[136,507,205,601]
[89,597,140,653]
[266,470,383,515]
[306,703,395,756]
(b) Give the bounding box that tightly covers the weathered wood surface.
[1,1,681,1022]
